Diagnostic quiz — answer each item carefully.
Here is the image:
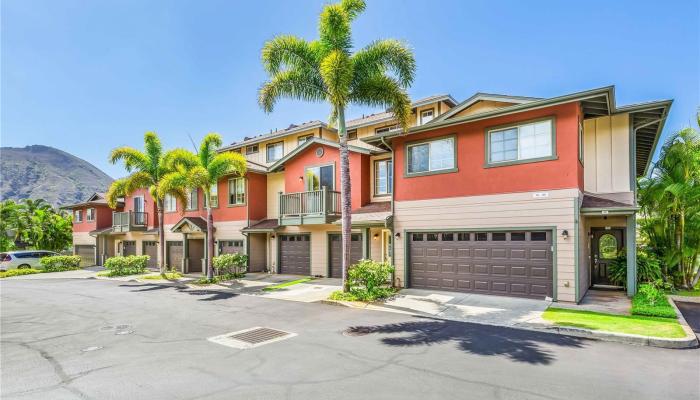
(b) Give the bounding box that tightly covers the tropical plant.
[638,116,700,289]
[158,133,247,280]
[0,199,72,252]
[103,255,149,276]
[258,0,415,291]
[40,255,82,272]
[106,132,185,273]
[212,253,248,277]
[608,249,662,288]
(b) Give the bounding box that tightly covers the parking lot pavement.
[676,301,700,336]
[1,278,699,400]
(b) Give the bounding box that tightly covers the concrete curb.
[669,295,700,304]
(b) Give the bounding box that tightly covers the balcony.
[112,211,148,232]
[278,188,341,225]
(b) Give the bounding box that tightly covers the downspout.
[381,136,396,286]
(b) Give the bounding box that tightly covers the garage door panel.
[329,234,363,278]
[75,245,95,267]
[280,234,311,275]
[409,230,553,299]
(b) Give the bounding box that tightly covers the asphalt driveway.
[1,277,699,400]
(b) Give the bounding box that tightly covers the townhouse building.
[65,86,671,303]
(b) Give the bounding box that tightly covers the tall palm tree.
[159,133,247,280]
[106,132,182,273]
[258,0,415,290]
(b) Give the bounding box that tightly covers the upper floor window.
[487,118,554,165]
[186,188,198,210]
[420,109,435,125]
[204,184,219,208]
[347,129,358,140]
[406,136,456,176]
[164,194,177,212]
[375,124,400,135]
[298,135,314,146]
[305,165,334,191]
[374,159,392,195]
[266,142,284,162]
[86,208,95,222]
[245,144,259,155]
[74,210,83,223]
[228,177,245,205]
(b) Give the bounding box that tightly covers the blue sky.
[2,0,698,179]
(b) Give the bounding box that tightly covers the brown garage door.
[279,234,310,275]
[329,234,363,278]
[143,241,158,269]
[167,241,183,271]
[122,241,136,256]
[408,231,553,299]
[218,240,244,255]
[75,245,95,267]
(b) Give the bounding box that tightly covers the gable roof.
[346,94,458,130]
[220,120,332,152]
[170,216,209,233]
[60,192,123,209]
[431,93,541,123]
[268,137,373,172]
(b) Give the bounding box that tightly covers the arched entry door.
[591,228,624,286]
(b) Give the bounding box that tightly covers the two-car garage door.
[408,230,553,299]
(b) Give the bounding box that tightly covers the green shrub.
[608,250,662,288]
[0,268,42,278]
[631,281,677,319]
[212,253,247,277]
[103,255,149,277]
[40,255,82,272]
[330,259,396,301]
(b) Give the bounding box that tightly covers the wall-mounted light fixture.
[561,230,569,239]
[270,235,276,239]
[373,233,379,240]
[298,176,303,182]
[394,232,401,239]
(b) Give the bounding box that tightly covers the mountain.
[0,145,113,207]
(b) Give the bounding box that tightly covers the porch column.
[626,214,637,296]
[182,233,189,273]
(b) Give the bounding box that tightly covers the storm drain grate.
[208,327,296,349]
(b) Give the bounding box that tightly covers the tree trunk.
[157,199,165,274]
[337,106,352,292]
[205,191,215,281]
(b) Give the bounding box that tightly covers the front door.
[187,239,204,273]
[591,228,624,286]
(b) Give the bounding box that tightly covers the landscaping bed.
[542,307,686,339]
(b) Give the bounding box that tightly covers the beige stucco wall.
[583,114,631,194]
[266,172,285,219]
[73,232,96,246]
[393,188,580,302]
[453,100,517,118]
[238,127,338,166]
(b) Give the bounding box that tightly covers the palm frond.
[258,69,327,113]
[109,147,149,173]
[208,152,247,181]
[199,133,223,168]
[340,0,365,20]
[352,39,415,88]
[319,3,352,52]
[105,178,129,208]
[320,50,353,105]
[163,148,200,171]
[143,132,163,175]
[350,74,412,130]
[261,35,321,75]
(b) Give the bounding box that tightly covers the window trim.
[227,177,246,207]
[304,162,336,191]
[403,134,458,177]
[74,210,83,223]
[186,188,198,211]
[164,193,177,213]
[347,129,358,140]
[484,116,557,168]
[373,158,393,197]
[375,124,401,135]
[204,184,219,209]
[86,208,95,222]
[245,144,259,155]
[297,134,314,146]
[419,107,435,125]
[266,141,284,163]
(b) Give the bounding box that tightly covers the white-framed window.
[406,136,455,175]
[186,188,198,210]
[74,210,83,223]
[488,118,554,164]
[228,178,245,205]
[297,135,313,146]
[375,124,400,135]
[305,165,334,191]
[245,144,259,155]
[374,159,392,195]
[347,129,358,140]
[204,184,219,208]
[266,142,284,162]
[164,194,177,212]
[420,109,435,125]
[86,208,95,222]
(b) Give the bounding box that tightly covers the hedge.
[0,268,42,278]
[40,255,82,272]
[103,255,149,277]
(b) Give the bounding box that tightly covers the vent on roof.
[288,124,298,129]
[208,327,296,349]
[244,136,252,141]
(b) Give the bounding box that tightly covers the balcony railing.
[278,187,341,225]
[112,211,148,232]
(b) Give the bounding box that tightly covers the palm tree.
[159,133,247,280]
[258,0,415,291]
[106,132,182,273]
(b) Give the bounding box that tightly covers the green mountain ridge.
[0,145,113,206]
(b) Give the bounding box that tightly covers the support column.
[182,233,189,273]
[626,214,637,296]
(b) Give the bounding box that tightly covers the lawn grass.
[543,307,685,338]
[141,272,183,280]
[262,277,313,291]
[631,291,677,319]
[670,288,700,297]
